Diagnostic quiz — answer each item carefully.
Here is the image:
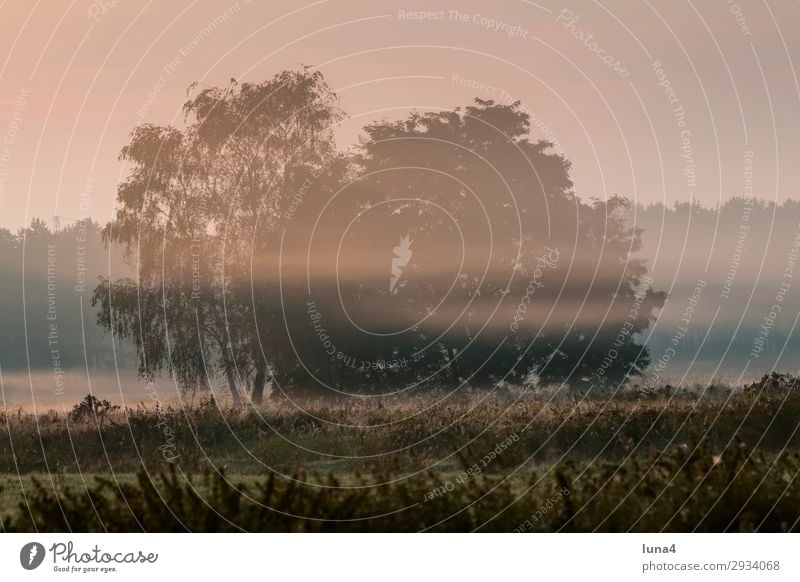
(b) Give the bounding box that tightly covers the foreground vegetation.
[2,375,799,531]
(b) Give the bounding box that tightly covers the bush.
[745,372,800,394]
[69,394,119,424]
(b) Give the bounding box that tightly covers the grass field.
[2,376,799,531]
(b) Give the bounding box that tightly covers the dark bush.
[69,394,120,424]
[745,372,800,394]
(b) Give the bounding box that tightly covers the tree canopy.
[93,69,665,405]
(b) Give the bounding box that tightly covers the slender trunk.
[224,362,242,407]
[252,359,267,405]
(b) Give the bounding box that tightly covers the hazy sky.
[0,0,798,230]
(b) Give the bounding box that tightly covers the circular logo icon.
[20,542,46,570]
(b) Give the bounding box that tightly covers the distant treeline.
[626,197,800,377]
[0,218,135,382]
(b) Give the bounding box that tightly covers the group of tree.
[91,68,666,404]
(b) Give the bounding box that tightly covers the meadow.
[1,374,799,532]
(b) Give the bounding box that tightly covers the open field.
[2,376,800,532]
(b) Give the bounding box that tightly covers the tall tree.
[309,99,665,393]
[93,69,344,405]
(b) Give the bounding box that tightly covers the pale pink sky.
[0,0,798,230]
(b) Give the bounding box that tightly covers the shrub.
[745,372,800,394]
[69,394,119,425]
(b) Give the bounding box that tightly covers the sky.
[0,0,798,231]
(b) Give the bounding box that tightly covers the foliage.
[745,372,800,393]
[68,394,120,424]
[91,69,665,402]
[92,69,346,405]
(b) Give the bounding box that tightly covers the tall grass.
[2,384,798,475]
[1,376,798,532]
[4,439,798,532]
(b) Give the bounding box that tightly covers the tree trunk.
[224,362,242,407]
[252,359,267,405]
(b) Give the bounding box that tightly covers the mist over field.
[2,197,798,409]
